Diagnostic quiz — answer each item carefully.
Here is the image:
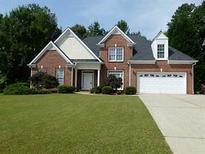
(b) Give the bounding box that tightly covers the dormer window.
[108,47,124,62]
[157,44,165,59]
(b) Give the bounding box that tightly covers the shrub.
[3,82,32,95]
[30,71,59,89]
[95,86,102,94]
[125,86,136,95]
[102,86,113,94]
[201,84,205,94]
[0,75,7,93]
[31,89,52,94]
[90,87,95,93]
[90,86,102,94]
[58,85,75,93]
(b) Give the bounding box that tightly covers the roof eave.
[97,26,135,45]
[128,60,156,64]
[168,60,198,64]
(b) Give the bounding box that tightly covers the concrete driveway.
[139,94,205,154]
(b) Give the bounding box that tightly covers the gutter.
[192,62,197,94]
[128,60,156,64]
[168,60,198,64]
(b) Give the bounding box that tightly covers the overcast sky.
[0,0,202,39]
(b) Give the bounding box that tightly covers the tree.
[0,4,61,84]
[106,74,123,91]
[117,20,130,34]
[87,22,106,36]
[167,4,197,56]
[30,71,59,89]
[167,2,205,91]
[71,24,87,39]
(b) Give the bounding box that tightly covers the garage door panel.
[138,72,186,94]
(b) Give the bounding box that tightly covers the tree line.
[0,2,205,92]
[167,2,205,91]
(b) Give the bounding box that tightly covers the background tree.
[167,2,205,91]
[87,21,106,36]
[0,4,61,84]
[71,24,87,39]
[117,20,130,34]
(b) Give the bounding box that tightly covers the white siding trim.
[54,27,103,63]
[28,41,73,66]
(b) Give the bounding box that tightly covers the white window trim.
[108,47,124,62]
[56,68,64,85]
[157,44,165,60]
[107,70,124,90]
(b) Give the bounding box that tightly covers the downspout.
[192,62,197,94]
[29,65,32,88]
[128,62,131,86]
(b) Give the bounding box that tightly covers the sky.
[0,0,203,39]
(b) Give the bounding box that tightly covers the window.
[56,68,64,85]
[108,47,124,62]
[108,71,124,89]
[157,44,165,59]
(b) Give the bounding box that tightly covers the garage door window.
[139,73,184,78]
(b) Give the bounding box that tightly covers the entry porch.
[73,62,101,90]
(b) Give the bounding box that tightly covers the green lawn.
[0,94,171,154]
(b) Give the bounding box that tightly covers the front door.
[82,72,94,90]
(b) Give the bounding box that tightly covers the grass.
[0,94,172,154]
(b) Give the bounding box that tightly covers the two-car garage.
[137,72,187,94]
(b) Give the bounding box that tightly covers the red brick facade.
[99,35,193,94]
[99,35,133,87]
[31,50,72,85]
[30,35,194,94]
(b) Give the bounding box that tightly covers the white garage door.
[138,72,187,94]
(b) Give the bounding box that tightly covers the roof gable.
[97,26,135,45]
[29,41,73,66]
[55,27,102,63]
[152,31,168,41]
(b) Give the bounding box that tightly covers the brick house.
[28,26,197,94]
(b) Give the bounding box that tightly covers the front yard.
[0,94,171,154]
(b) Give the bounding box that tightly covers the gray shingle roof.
[82,34,195,61]
[168,46,195,60]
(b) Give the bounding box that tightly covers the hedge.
[3,82,32,95]
[58,85,75,93]
[125,87,136,95]
[102,86,113,94]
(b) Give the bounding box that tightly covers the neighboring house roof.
[28,41,74,66]
[83,34,196,61]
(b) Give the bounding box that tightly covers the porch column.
[71,67,74,86]
[75,68,77,88]
[97,69,100,86]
